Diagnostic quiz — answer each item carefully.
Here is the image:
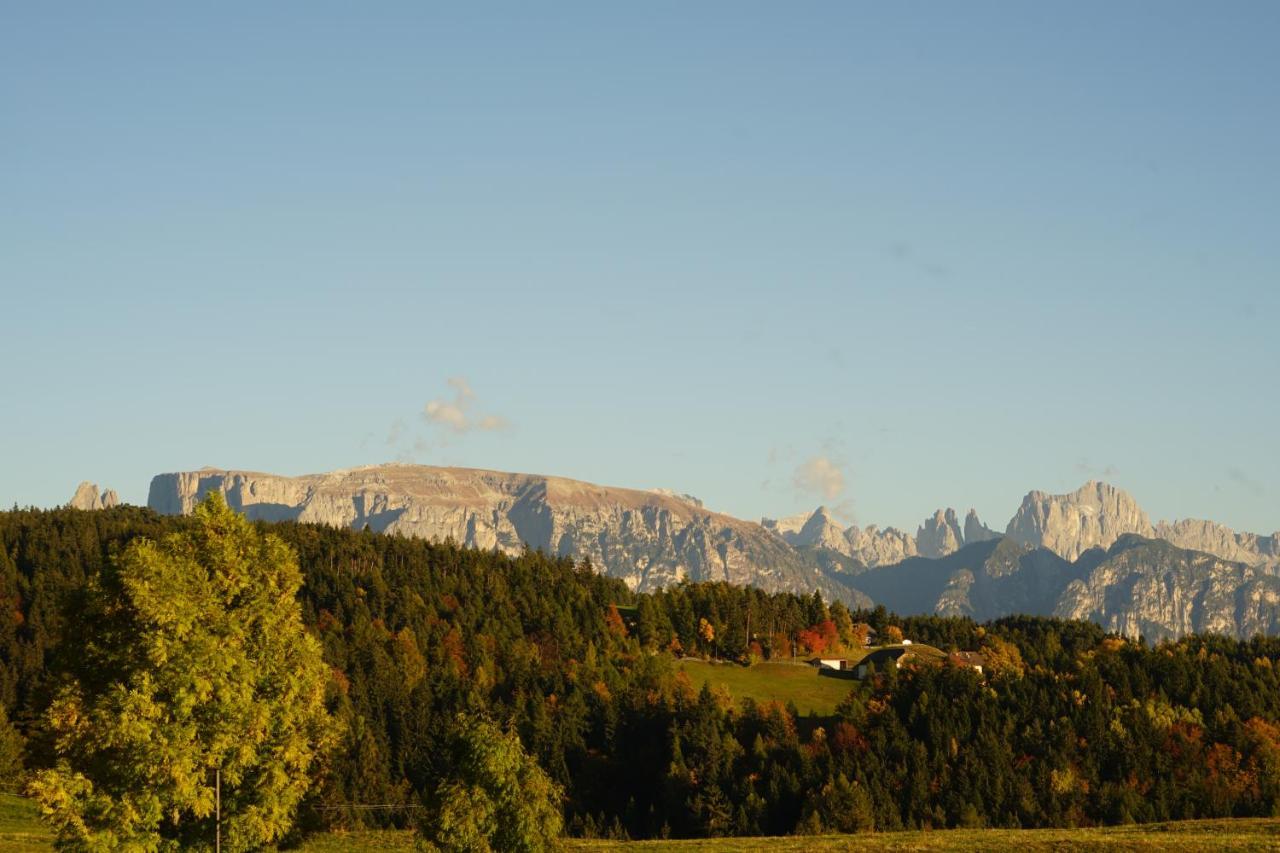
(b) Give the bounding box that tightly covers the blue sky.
[3,2,1277,534]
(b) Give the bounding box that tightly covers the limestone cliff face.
[844,524,919,566]
[963,509,999,546]
[1005,481,1154,561]
[68,482,119,510]
[148,465,857,603]
[788,507,851,553]
[917,509,965,559]
[848,538,1080,623]
[1054,537,1280,641]
[776,505,995,568]
[1154,518,1280,569]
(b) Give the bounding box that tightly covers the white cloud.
[793,456,846,501]
[424,399,470,432]
[421,377,509,435]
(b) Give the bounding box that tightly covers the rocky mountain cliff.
[841,535,1280,640]
[1154,518,1280,570]
[765,505,999,568]
[1003,481,1280,571]
[145,466,1279,638]
[1005,481,1154,561]
[67,481,119,511]
[1054,536,1280,640]
[148,465,865,606]
[846,538,1081,623]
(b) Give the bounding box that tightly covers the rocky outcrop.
[1005,481,1154,561]
[848,538,1080,623]
[917,509,965,559]
[1154,518,1280,569]
[964,509,999,545]
[1054,537,1280,641]
[844,524,919,567]
[789,506,850,553]
[146,467,1280,638]
[149,465,862,605]
[771,505,997,568]
[68,482,120,510]
[842,533,1280,640]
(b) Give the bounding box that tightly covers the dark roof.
[859,647,909,667]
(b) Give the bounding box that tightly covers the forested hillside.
[3,506,1280,840]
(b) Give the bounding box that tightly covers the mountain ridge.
[141,464,1280,638]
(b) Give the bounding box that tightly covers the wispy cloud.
[1227,466,1266,497]
[378,377,510,463]
[793,455,846,502]
[1075,459,1119,480]
[422,376,509,435]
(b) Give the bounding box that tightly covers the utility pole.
[215,766,221,853]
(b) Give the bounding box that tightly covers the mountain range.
[75,465,1280,640]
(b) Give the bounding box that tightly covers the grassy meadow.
[676,645,946,717]
[3,794,1277,851]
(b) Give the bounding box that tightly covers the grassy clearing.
[579,819,1280,851]
[676,645,945,717]
[0,794,50,853]
[677,659,856,716]
[299,821,1280,851]
[2,797,1276,853]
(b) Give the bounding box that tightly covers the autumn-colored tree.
[850,622,872,648]
[28,493,336,851]
[604,603,628,639]
[698,618,715,656]
[883,625,904,644]
[798,620,839,656]
[982,636,1026,677]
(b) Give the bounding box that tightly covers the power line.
[312,803,426,811]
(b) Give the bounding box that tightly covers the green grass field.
[677,646,945,717]
[677,659,857,716]
[3,795,1277,851]
[574,820,1280,851]
[0,795,50,853]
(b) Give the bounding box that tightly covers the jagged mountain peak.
[792,506,850,552]
[67,481,119,511]
[1006,481,1153,562]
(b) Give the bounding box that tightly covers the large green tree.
[28,493,336,851]
[417,714,564,853]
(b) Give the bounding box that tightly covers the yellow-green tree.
[417,714,563,852]
[29,493,336,851]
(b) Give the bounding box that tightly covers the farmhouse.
[948,651,988,674]
[811,657,856,672]
[854,646,915,679]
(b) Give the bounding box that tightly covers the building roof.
[859,647,910,667]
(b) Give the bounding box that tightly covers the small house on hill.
[948,651,988,674]
[811,658,854,671]
[855,646,912,679]
[853,645,948,679]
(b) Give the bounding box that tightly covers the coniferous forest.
[2,505,1280,842]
